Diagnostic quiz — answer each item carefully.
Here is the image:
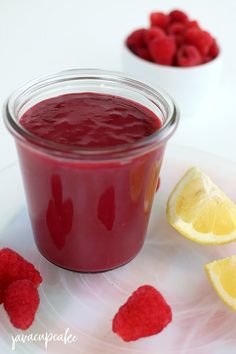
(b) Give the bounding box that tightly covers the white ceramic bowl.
[122,44,222,117]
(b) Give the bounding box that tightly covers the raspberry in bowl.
[122,9,222,117]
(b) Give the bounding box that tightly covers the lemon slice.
[205,256,236,310]
[166,167,236,244]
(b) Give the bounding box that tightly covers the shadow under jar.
[4,69,179,272]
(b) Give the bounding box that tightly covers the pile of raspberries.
[0,248,42,330]
[126,9,220,67]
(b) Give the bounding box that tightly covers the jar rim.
[4,69,179,161]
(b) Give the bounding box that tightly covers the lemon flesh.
[205,256,236,310]
[166,167,236,244]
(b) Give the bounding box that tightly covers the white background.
[0,0,236,168]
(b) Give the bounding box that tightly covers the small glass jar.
[4,69,179,272]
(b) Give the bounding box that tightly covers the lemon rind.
[170,220,236,244]
[166,167,236,245]
[205,261,236,311]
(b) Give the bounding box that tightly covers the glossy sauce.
[20,93,161,147]
[18,93,163,271]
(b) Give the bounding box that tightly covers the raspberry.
[209,39,220,59]
[177,45,202,67]
[126,29,147,55]
[0,248,42,303]
[126,9,218,66]
[135,47,152,61]
[167,22,185,36]
[3,280,40,330]
[150,12,170,29]
[167,22,185,47]
[175,35,184,48]
[186,20,200,30]
[112,285,172,341]
[149,36,176,65]
[202,55,212,64]
[184,28,213,55]
[169,10,188,23]
[144,27,165,45]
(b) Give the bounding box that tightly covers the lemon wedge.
[166,167,236,244]
[205,256,236,310]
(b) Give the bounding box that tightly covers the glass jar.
[4,69,179,272]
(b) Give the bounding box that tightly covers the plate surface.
[1,144,236,354]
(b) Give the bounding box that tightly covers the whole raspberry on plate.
[3,279,40,330]
[112,285,172,341]
[0,248,42,303]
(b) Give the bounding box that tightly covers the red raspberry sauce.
[18,93,163,272]
[20,93,161,147]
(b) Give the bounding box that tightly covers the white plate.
[1,144,236,354]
